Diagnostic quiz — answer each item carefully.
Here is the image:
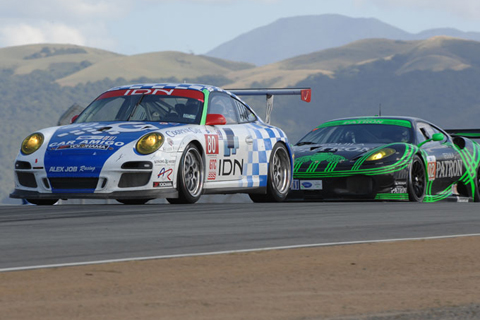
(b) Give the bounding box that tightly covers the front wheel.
[167,144,204,204]
[408,155,426,202]
[249,143,291,203]
[473,166,480,202]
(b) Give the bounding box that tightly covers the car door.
[416,121,464,195]
[205,92,250,184]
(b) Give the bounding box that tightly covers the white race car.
[11,83,310,205]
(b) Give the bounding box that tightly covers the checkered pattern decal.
[239,123,288,188]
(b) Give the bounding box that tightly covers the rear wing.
[227,88,311,124]
[445,129,480,139]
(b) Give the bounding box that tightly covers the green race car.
[290,116,480,202]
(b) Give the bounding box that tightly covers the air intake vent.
[15,161,31,170]
[17,172,37,188]
[49,178,99,189]
[119,172,151,188]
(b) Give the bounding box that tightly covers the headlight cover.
[21,133,44,155]
[366,148,396,161]
[136,132,164,155]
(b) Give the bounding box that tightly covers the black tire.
[26,199,58,205]
[249,143,292,203]
[408,155,426,202]
[116,199,151,205]
[473,166,480,202]
[167,144,204,204]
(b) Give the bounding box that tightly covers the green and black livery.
[290,116,480,202]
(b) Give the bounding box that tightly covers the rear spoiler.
[227,88,311,124]
[445,129,480,139]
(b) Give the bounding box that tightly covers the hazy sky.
[1,0,479,55]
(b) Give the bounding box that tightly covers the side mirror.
[432,132,444,141]
[70,115,79,123]
[206,114,226,126]
[418,132,445,148]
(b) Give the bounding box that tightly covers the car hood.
[44,121,184,179]
[294,143,383,162]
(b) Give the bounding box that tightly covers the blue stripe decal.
[44,121,181,193]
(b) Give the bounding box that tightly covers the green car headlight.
[21,133,44,155]
[136,132,164,155]
[366,148,396,161]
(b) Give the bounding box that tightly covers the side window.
[416,123,431,143]
[417,122,445,144]
[208,93,239,124]
[234,99,257,123]
[430,124,448,143]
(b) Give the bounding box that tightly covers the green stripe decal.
[294,144,416,178]
[199,89,210,125]
[318,118,412,129]
[375,193,409,200]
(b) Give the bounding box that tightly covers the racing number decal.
[427,156,437,181]
[205,134,219,155]
[205,134,219,180]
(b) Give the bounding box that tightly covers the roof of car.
[322,116,440,126]
[327,116,418,122]
[106,83,229,93]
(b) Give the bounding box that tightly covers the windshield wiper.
[127,94,146,121]
[296,141,315,146]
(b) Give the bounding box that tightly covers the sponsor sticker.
[300,180,323,190]
[153,181,173,188]
[208,159,217,180]
[157,167,173,181]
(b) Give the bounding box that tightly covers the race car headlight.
[366,148,396,161]
[136,132,164,155]
[21,133,44,155]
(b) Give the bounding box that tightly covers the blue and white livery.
[11,83,310,205]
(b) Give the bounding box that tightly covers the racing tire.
[407,155,426,202]
[116,199,151,205]
[167,144,204,204]
[249,143,292,203]
[473,166,480,202]
[26,199,58,205]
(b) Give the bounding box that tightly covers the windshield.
[76,90,204,124]
[297,123,413,145]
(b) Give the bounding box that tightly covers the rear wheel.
[26,199,58,205]
[116,199,151,205]
[249,143,291,203]
[167,144,204,204]
[408,155,426,202]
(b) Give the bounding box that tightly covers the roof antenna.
[378,103,382,117]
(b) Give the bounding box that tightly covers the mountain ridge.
[206,14,480,66]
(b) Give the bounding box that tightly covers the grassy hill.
[266,36,480,141]
[56,51,254,86]
[0,43,122,78]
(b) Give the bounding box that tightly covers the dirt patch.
[1,236,480,320]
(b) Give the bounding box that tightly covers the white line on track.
[2,233,480,273]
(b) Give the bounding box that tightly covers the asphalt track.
[0,201,479,271]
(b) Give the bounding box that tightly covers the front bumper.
[289,172,408,201]
[10,188,178,200]
[11,159,178,200]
